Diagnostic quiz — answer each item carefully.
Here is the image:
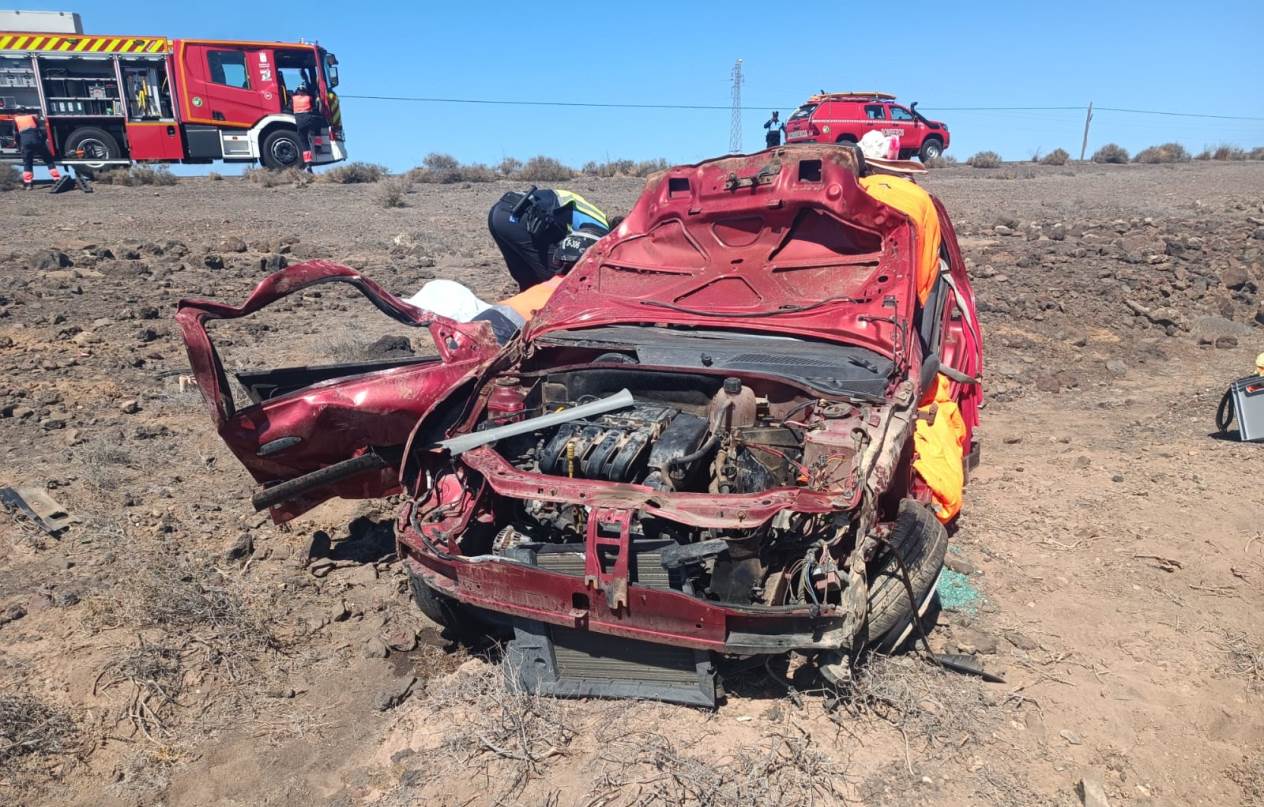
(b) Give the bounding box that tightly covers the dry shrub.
[517,155,575,181]
[1040,148,1070,166]
[428,661,576,800]
[924,155,959,169]
[0,163,20,191]
[967,151,1002,168]
[95,165,178,186]
[1211,144,1248,161]
[206,171,223,181]
[593,724,851,806]
[831,654,994,746]
[86,552,276,658]
[1250,146,1264,161]
[1134,142,1190,163]
[243,166,312,187]
[320,161,387,184]
[583,158,670,177]
[1215,631,1263,690]
[1091,143,1129,163]
[409,152,496,183]
[377,176,412,208]
[0,695,77,768]
[96,640,185,744]
[76,438,136,491]
[497,156,523,176]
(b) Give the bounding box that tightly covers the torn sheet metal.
[0,486,75,535]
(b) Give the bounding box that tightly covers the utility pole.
[729,59,743,153]
[1079,101,1093,161]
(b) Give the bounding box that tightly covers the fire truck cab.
[0,30,345,170]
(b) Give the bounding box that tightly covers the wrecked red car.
[178,144,982,706]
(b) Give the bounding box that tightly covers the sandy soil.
[2,160,1263,806]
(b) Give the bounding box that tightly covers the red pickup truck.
[783,92,949,162]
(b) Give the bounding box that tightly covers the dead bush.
[1134,142,1191,163]
[428,661,576,800]
[1211,144,1248,161]
[409,153,496,184]
[1092,143,1129,163]
[1250,146,1264,160]
[1215,631,1263,690]
[516,155,575,181]
[96,640,185,745]
[94,165,178,186]
[1040,148,1070,166]
[376,177,412,208]
[0,694,77,768]
[497,156,522,175]
[924,155,959,169]
[0,163,20,191]
[591,724,851,806]
[243,166,312,187]
[320,161,387,184]
[967,151,1002,168]
[206,171,223,181]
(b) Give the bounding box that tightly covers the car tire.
[64,126,122,168]
[866,499,948,644]
[260,128,302,169]
[408,569,482,637]
[919,138,944,162]
[836,134,858,144]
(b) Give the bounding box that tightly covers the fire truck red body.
[0,30,345,170]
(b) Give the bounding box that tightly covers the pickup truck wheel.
[64,126,122,168]
[835,134,858,144]
[919,138,944,162]
[260,128,302,169]
[866,499,948,645]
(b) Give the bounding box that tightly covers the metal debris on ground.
[0,486,76,535]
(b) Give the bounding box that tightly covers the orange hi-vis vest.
[15,114,38,132]
[292,94,312,114]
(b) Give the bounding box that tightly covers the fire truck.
[0,17,344,171]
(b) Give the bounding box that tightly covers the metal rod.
[438,389,634,455]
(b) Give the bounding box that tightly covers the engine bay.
[477,359,887,609]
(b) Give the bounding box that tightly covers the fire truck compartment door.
[125,122,184,160]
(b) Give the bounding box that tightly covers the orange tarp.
[858,174,942,303]
[913,374,967,523]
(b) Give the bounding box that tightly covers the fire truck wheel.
[835,134,858,144]
[919,138,944,162]
[260,128,303,169]
[64,127,121,168]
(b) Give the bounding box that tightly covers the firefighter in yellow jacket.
[15,114,61,189]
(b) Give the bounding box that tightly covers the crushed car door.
[176,260,499,522]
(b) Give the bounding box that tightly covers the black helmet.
[550,225,604,272]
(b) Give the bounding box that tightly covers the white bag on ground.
[859,130,899,160]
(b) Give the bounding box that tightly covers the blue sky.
[16,0,1264,170]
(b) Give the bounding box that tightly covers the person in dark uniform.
[763,111,784,148]
[487,187,615,291]
[290,87,325,172]
[15,114,61,189]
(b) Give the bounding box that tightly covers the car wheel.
[260,128,302,169]
[919,138,944,162]
[408,569,482,637]
[866,499,948,645]
[64,126,122,168]
[835,134,858,144]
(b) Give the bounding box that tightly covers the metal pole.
[729,59,743,153]
[1079,101,1093,161]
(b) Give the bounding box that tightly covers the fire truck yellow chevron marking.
[28,36,45,49]
[0,33,170,53]
[11,35,29,49]
[74,37,90,51]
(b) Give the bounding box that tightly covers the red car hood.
[527,145,917,364]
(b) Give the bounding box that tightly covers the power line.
[337,93,1264,122]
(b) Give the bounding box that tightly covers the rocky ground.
[1,160,1262,806]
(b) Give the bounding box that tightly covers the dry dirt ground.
[2,160,1264,806]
